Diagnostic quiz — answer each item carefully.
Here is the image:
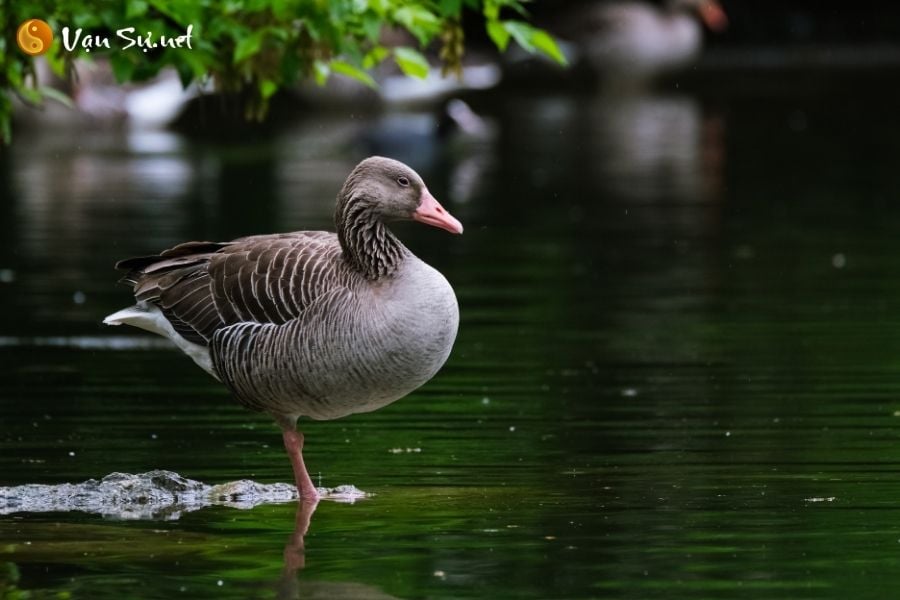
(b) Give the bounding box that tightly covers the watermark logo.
[17,19,54,56]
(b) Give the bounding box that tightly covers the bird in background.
[558,0,728,86]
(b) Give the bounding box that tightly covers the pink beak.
[412,189,464,234]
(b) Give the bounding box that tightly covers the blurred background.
[5,1,900,598]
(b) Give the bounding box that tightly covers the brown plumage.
[105,157,464,501]
[118,233,347,345]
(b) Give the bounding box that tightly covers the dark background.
[528,1,900,45]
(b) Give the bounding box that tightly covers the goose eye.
[397,176,410,187]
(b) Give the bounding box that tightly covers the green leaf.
[330,60,376,88]
[6,62,24,88]
[303,15,322,41]
[234,31,263,62]
[39,86,75,108]
[368,0,390,15]
[313,60,330,86]
[177,48,209,79]
[109,53,137,83]
[17,87,43,105]
[281,48,302,84]
[361,13,382,42]
[502,20,535,53]
[363,45,390,69]
[263,25,290,42]
[439,0,462,16]
[43,46,68,78]
[483,0,499,21]
[146,0,200,25]
[500,21,567,65]
[271,0,294,20]
[530,29,568,65]
[486,20,510,51]
[393,6,441,45]
[174,60,195,87]
[247,0,273,12]
[505,0,530,18]
[259,79,278,99]
[125,0,149,18]
[394,46,429,79]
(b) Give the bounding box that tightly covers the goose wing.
[116,232,353,345]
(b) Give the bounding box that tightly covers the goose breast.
[211,253,458,421]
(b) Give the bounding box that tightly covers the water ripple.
[0,470,368,520]
[0,335,174,350]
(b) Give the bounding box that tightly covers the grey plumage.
[108,157,461,427]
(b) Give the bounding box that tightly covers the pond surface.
[4,77,900,598]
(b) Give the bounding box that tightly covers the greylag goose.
[567,0,727,83]
[103,157,463,501]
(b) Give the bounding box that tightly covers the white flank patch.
[104,302,215,377]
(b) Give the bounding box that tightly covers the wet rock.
[0,470,368,520]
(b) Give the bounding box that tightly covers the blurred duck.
[566,0,728,84]
[75,66,194,128]
[358,99,491,167]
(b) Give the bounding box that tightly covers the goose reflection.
[282,498,317,574]
[277,499,401,600]
[588,92,725,204]
[500,91,724,210]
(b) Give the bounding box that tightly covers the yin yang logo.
[17,19,54,56]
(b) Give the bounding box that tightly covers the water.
[4,76,900,598]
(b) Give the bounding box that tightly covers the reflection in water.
[588,93,724,202]
[282,500,316,576]
[0,335,174,350]
[500,90,725,212]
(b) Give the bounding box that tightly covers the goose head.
[669,0,729,32]
[337,156,463,235]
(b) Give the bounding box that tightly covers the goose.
[103,156,463,502]
[563,0,728,84]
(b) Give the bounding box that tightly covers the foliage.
[0,0,566,143]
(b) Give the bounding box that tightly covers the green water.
[4,80,900,598]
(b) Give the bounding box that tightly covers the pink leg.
[281,428,320,502]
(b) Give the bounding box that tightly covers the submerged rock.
[0,470,368,520]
